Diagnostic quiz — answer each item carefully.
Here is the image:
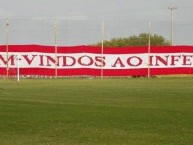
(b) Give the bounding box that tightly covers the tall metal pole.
[54,18,58,78]
[168,6,177,46]
[5,18,9,78]
[101,21,104,78]
[148,20,151,78]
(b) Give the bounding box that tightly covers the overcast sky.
[1,0,193,45]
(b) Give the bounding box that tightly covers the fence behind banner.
[0,18,193,78]
[1,18,193,46]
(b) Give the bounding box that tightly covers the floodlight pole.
[54,18,58,78]
[148,20,151,78]
[101,21,104,78]
[5,18,9,78]
[168,6,177,46]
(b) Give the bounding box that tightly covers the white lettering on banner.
[0,52,193,69]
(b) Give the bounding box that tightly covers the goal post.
[17,55,20,82]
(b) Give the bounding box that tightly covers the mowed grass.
[0,78,193,145]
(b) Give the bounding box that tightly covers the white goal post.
[17,55,20,82]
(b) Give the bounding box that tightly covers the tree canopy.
[95,33,170,47]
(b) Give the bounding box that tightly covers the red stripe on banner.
[0,68,147,76]
[150,68,193,75]
[1,68,193,77]
[149,46,193,53]
[1,45,147,54]
[1,45,193,54]
[0,45,55,53]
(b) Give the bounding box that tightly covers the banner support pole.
[5,18,9,78]
[54,18,58,78]
[101,21,104,78]
[148,20,151,78]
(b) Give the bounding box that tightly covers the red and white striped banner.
[0,45,193,76]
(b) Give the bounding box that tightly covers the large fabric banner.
[0,45,193,76]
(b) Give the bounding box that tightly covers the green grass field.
[0,78,193,145]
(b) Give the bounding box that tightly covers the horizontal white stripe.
[0,52,193,69]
